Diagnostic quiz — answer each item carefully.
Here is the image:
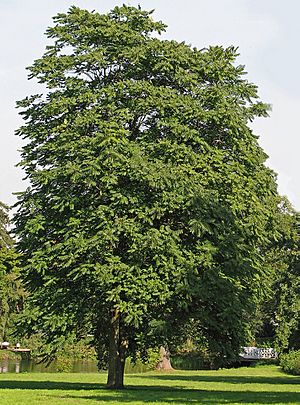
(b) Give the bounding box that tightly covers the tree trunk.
[107,310,127,389]
[156,346,173,370]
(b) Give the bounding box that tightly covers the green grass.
[0,365,299,404]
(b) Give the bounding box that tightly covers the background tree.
[249,197,298,348]
[0,248,22,342]
[0,202,13,249]
[274,211,300,351]
[15,6,283,388]
[0,202,22,341]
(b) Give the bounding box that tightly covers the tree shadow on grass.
[0,380,101,391]
[136,374,300,386]
[64,387,300,404]
[0,380,299,404]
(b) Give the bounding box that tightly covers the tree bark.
[107,310,127,389]
[156,346,173,370]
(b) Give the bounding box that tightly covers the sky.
[1,0,299,209]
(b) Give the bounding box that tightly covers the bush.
[16,334,97,362]
[56,339,97,361]
[129,348,161,371]
[280,350,300,375]
[171,351,220,370]
[54,358,73,372]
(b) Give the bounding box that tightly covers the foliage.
[280,350,300,375]
[53,358,74,373]
[0,202,23,341]
[0,252,23,341]
[273,212,300,351]
[0,202,13,249]
[17,333,97,362]
[170,328,230,370]
[56,339,97,361]
[249,199,299,349]
[130,348,161,371]
[0,349,20,361]
[14,5,283,386]
[171,351,217,370]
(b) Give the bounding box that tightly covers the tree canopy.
[15,5,284,388]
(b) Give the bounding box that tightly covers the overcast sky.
[1,0,299,209]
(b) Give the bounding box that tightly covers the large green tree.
[15,6,281,388]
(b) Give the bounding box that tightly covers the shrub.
[54,358,73,372]
[129,348,161,371]
[171,350,221,370]
[280,350,300,375]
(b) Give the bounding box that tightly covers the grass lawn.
[0,365,299,404]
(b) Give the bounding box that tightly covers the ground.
[0,365,299,404]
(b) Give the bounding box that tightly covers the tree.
[0,248,22,341]
[0,202,22,341]
[249,197,298,347]
[274,211,300,351]
[0,201,13,249]
[15,6,281,388]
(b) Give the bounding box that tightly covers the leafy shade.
[15,5,281,388]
